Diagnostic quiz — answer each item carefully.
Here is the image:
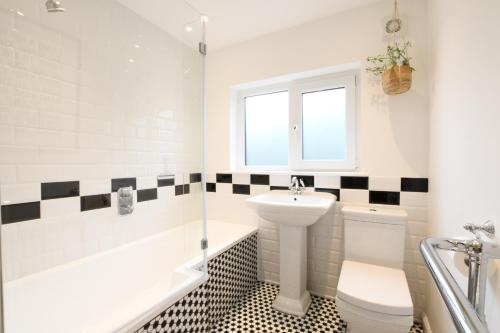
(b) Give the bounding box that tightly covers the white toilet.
[336,206,414,333]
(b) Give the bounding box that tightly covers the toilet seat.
[337,261,413,316]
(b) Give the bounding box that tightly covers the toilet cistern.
[246,189,336,316]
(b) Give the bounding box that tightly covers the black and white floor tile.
[211,282,424,333]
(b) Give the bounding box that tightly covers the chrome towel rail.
[420,221,498,333]
[420,238,488,333]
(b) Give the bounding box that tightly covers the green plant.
[366,41,415,76]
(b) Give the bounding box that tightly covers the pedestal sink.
[246,190,336,316]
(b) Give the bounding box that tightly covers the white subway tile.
[80,180,111,196]
[0,125,15,144]
[232,173,250,184]
[340,189,369,203]
[41,197,80,219]
[314,175,340,189]
[250,184,270,195]
[136,176,157,190]
[0,165,16,184]
[269,173,290,187]
[400,192,428,207]
[0,183,40,204]
[369,176,401,191]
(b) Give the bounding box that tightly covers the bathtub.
[3,220,257,333]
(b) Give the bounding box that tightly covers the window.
[245,91,289,166]
[233,71,357,170]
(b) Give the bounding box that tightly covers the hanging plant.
[366,0,415,95]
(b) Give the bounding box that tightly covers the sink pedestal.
[273,225,311,317]
[246,190,336,317]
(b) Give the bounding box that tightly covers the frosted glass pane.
[302,88,346,160]
[245,91,289,166]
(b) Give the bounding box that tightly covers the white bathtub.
[3,220,257,333]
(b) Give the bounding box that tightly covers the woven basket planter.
[381,64,412,95]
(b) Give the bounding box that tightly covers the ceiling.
[187,0,383,49]
[117,0,383,50]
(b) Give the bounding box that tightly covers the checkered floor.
[211,282,424,333]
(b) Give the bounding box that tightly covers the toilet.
[336,206,413,333]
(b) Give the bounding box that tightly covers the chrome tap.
[289,177,306,195]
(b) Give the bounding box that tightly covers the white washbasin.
[246,189,337,316]
[246,190,337,227]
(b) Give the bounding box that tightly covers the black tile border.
[233,184,250,195]
[175,185,184,196]
[137,188,158,202]
[0,173,429,224]
[206,183,216,192]
[112,178,137,192]
[315,188,340,200]
[190,173,202,183]
[270,186,288,191]
[401,178,428,192]
[369,191,400,205]
[1,202,41,224]
[250,174,270,185]
[81,194,111,211]
[0,174,202,224]
[158,178,175,187]
[41,181,79,200]
[216,173,232,184]
[340,176,369,190]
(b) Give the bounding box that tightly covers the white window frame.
[233,70,358,171]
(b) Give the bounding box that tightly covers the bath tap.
[289,177,306,195]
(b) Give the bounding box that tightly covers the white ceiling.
[187,0,383,49]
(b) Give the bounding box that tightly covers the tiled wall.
[0,0,203,281]
[206,172,428,318]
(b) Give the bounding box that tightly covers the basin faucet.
[289,177,306,195]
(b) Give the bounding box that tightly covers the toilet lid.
[337,261,413,316]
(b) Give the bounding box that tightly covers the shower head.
[45,0,65,13]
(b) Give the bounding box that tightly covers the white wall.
[0,0,203,281]
[205,0,429,318]
[427,0,500,332]
[206,0,429,177]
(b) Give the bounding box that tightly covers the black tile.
[1,202,40,224]
[233,184,250,195]
[270,186,289,191]
[216,173,232,183]
[250,174,270,185]
[206,182,216,192]
[315,188,340,200]
[369,191,400,205]
[341,176,369,189]
[183,184,190,194]
[175,185,184,196]
[190,173,202,183]
[158,178,175,187]
[137,188,158,202]
[41,181,79,200]
[291,175,314,187]
[112,178,137,192]
[401,178,428,192]
[80,194,111,211]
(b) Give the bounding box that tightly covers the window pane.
[245,91,289,166]
[302,88,346,160]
